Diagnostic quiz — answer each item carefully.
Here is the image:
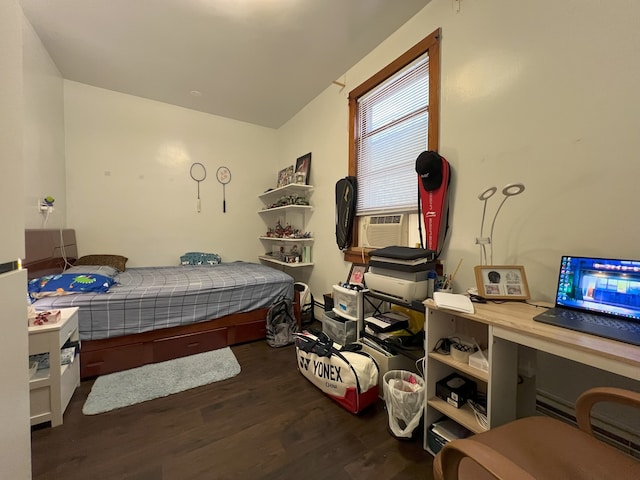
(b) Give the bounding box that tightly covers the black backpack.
[266,295,298,347]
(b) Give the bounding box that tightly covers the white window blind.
[355,53,429,216]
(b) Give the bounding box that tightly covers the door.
[0,0,32,478]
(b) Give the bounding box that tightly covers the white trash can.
[383,370,425,439]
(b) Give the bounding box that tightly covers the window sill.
[342,247,375,264]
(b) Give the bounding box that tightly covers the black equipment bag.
[335,176,357,250]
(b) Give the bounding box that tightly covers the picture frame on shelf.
[285,165,294,185]
[295,152,312,185]
[346,262,368,286]
[474,265,530,300]
[277,166,293,188]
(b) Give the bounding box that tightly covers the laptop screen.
[556,256,640,322]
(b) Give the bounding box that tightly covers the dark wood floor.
[31,339,434,479]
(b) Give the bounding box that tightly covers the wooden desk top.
[424,300,640,378]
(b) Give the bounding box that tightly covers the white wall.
[278,0,640,409]
[280,0,640,303]
[22,16,66,230]
[64,81,279,266]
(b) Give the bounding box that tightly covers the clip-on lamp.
[476,183,525,265]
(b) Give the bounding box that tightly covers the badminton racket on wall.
[216,166,232,213]
[190,162,207,213]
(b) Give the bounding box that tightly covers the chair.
[433,387,640,480]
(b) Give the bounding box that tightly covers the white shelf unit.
[258,183,314,202]
[423,307,493,451]
[28,307,80,427]
[258,183,314,268]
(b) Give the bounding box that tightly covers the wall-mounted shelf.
[258,204,313,214]
[258,237,313,242]
[258,184,314,203]
[258,183,313,269]
[258,255,313,267]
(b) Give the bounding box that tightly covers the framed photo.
[346,262,368,286]
[277,166,293,188]
[474,265,530,301]
[295,152,312,185]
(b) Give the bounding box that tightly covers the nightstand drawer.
[59,309,78,345]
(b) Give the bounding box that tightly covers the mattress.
[32,262,294,341]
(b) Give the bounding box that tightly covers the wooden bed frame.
[25,229,299,379]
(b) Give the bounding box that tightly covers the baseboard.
[536,391,640,459]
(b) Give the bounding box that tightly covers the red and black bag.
[415,151,451,258]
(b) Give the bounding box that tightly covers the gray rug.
[82,347,241,415]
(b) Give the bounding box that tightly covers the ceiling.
[21,0,430,129]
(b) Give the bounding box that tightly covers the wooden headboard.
[24,229,77,279]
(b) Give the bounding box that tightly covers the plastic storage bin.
[321,311,358,346]
[332,284,363,321]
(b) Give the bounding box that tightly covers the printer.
[364,246,435,303]
[364,271,429,303]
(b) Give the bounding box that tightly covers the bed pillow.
[28,273,116,299]
[64,265,119,277]
[180,252,222,265]
[74,254,128,272]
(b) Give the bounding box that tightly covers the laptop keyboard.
[557,309,640,333]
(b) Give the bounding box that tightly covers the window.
[345,29,441,261]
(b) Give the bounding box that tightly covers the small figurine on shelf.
[269,220,294,238]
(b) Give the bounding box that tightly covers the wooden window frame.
[343,28,441,264]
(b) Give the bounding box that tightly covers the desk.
[423,301,640,452]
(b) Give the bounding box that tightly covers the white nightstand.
[28,307,80,427]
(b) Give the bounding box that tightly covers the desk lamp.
[476,183,525,265]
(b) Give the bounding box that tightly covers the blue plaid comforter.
[32,263,294,341]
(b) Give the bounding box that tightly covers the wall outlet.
[38,200,54,214]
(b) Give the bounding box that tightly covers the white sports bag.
[295,331,379,414]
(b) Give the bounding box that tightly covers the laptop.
[533,256,640,346]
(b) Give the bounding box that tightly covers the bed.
[25,229,299,379]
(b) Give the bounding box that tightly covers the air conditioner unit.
[359,214,408,248]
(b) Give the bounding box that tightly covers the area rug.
[82,347,241,415]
